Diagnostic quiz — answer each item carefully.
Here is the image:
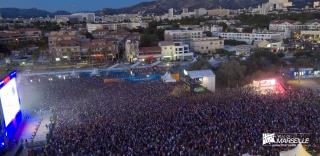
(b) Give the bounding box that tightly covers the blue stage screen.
[0,71,22,148]
[0,77,21,127]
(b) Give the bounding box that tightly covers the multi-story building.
[54,15,70,23]
[158,8,183,21]
[269,19,320,38]
[194,8,207,17]
[138,47,162,61]
[207,8,230,17]
[159,41,193,61]
[81,39,119,62]
[190,37,224,54]
[55,13,95,23]
[218,32,283,44]
[314,1,320,8]
[164,30,204,44]
[87,22,148,32]
[51,40,81,61]
[87,24,106,33]
[254,0,293,14]
[269,20,305,32]
[299,30,320,43]
[0,28,41,44]
[304,20,320,30]
[102,14,141,23]
[48,31,85,61]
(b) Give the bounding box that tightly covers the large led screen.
[0,78,21,127]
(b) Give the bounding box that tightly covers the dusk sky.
[0,0,153,12]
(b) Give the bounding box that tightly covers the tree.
[224,40,247,46]
[188,57,210,71]
[0,43,10,57]
[140,34,159,47]
[217,59,246,88]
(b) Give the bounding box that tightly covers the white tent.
[186,70,216,92]
[279,144,311,156]
[161,72,176,83]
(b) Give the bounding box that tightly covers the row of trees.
[236,12,320,29]
[188,49,290,88]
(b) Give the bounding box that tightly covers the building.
[51,40,81,61]
[224,45,255,56]
[218,32,283,44]
[0,28,41,44]
[138,47,162,61]
[194,8,207,17]
[182,8,189,14]
[69,13,95,23]
[255,40,284,52]
[54,15,70,23]
[55,13,95,23]
[81,39,119,62]
[190,37,224,54]
[48,31,85,61]
[299,30,320,43]
[159,41,193,61]
[207,8,230,17]
[254,0,293,14]
[164,30,204,44]
[304,20,320,30]
[168,8,174,18]
[211,25,224,32]
[87,23,106,33]
[125,39,140,62]
[101,14,141,23]
[269,20,305,32]
[314,1,320,8]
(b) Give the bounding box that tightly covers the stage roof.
[187,70,215,79]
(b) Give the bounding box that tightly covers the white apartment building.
[207,8,231,17]
[159,41,193,61]
[164,30,204,44]
[211,25,224,32]
[194,8,207,17]
[87,22,148,32]
[55,13,95,23]
[190,37,224,54]
[218,32,283,44]
[102,14,141,23]
[71,13,95,23]
[87,23,105,33]
[269,20,306,32]
[254,0,293,14]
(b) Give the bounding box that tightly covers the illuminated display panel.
[0,77,21,127]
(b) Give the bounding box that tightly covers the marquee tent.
[161,72,176,83]
[279,144,311,156]
[186,70,215,92]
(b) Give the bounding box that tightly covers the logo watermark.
[263,133,309,147]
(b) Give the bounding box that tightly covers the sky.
[0,0,153,12]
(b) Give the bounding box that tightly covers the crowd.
[19,77,320,155]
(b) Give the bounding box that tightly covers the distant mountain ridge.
[0,0,315,18]
[100,0,315,15]
[0,8,70,18]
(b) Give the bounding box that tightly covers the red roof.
[139,47,161,55]
[139,47,161,53]
[270,19,297,24]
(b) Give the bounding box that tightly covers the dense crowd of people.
[19,76,320,155]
